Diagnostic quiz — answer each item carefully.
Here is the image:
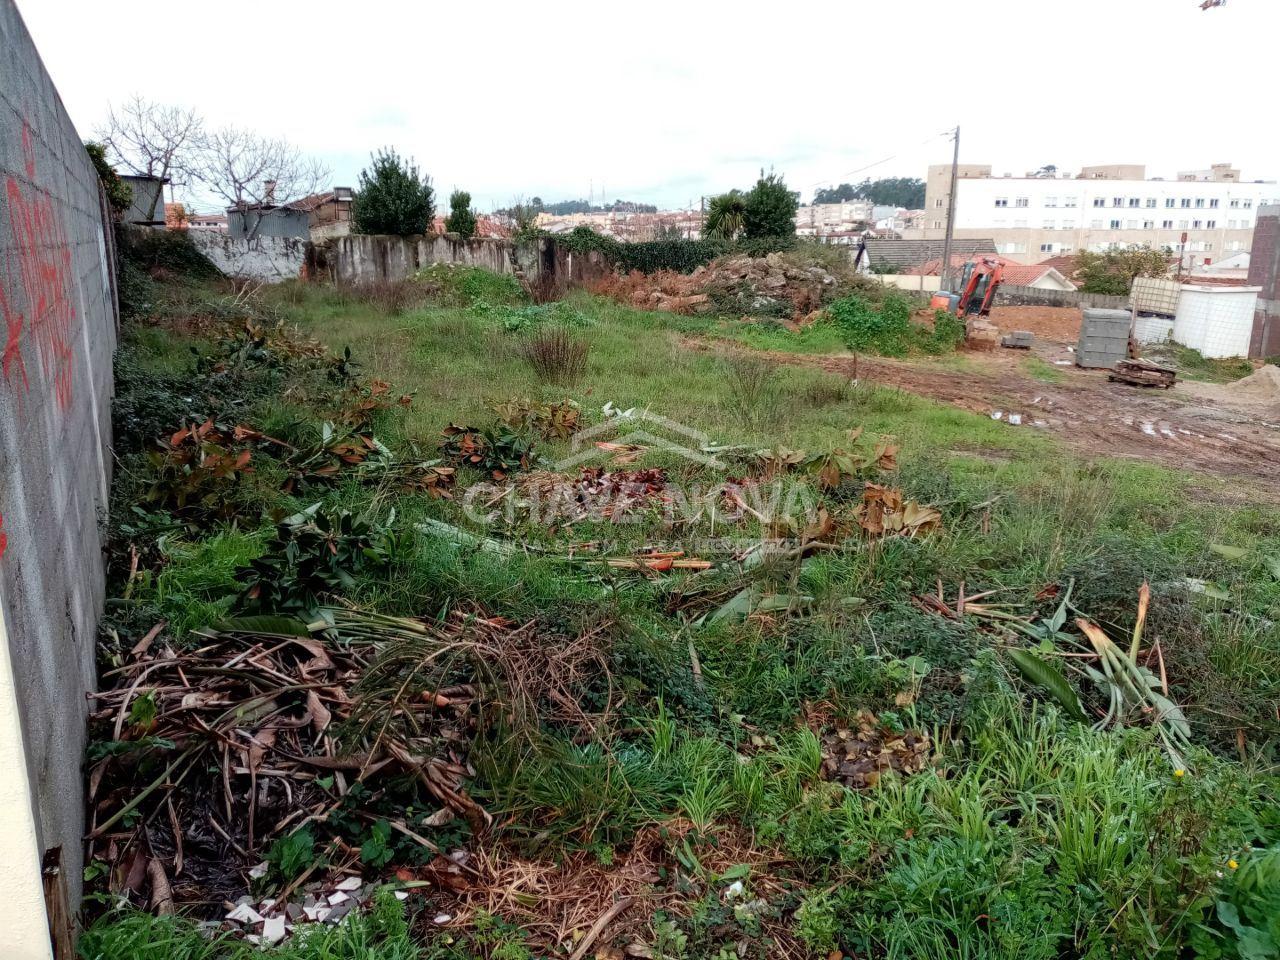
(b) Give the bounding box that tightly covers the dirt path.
[689,328,1280,490]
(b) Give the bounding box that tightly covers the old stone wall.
[326,233,519,285]
[188,229,305,282]
[1,1,118,946]
[994,283,1129,310]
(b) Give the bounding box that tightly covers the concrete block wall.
[1,1,117,951]
[994,284,1129,310]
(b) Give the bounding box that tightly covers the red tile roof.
[906,253,1012,276]
[1001,263,1060,285]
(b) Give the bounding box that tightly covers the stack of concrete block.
[1076,308,1131,369]
[1000,330,1034,349]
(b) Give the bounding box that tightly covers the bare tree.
[97,96,203,220]
[190,127,329,237]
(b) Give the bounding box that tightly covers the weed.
[519,325,590,385]
[722,353,781,429]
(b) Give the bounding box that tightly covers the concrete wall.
[188,229,304,282]
[327,232,519,285]
[1,1,118,954]
[994,284,1129,309]
[1247,204,1280,358]
[881,273,942,292]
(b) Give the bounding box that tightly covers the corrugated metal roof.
[861,238,997,270]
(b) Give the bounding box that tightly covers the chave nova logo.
[459,405,820,539]
[555,405,727,471]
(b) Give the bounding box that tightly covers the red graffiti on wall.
[1,121,77,409]
[0,512,7,560]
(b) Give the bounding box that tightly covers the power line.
[806,130,953,191]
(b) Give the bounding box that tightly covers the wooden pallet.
[1109,357,1177,389]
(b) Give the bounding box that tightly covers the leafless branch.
[191,127,329,214]
[97,96,203,219]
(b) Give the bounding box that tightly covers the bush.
[519,325,589,385]
[120,229,222,281]
[351,147,434,236]
[556,227,794,275]
[85,142,132,214]
[445,188,478,239]
[828,292,960,356]
[416,263,525,306]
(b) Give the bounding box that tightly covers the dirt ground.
[988,304,1083,342]
[713,304,1280,494]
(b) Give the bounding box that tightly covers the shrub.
[416,263,525,306]
[722,353,781,428]
[742,171,798,240]
[520,325,589,385]
[85,142,132,214]
[351,147,434,236]
[445,188,478,239]
[704,190,747,240]
[1075,245,1171,295]
[119,228,222,281]
[828,292,959,356]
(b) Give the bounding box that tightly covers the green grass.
[1146,342,1256,383]
[93,266,1280,959]
[1021,354,1067,383]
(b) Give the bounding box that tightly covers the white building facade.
[907,163,1278,266]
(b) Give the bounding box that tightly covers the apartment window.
[1142,220,1154,229]
[1044,196,1058,207]
[1043,219,1055,229]
[1112,197,1124,207]
[994,197,1008,207]
[1161,219,1174,229]
[1124,220,1138,229]
[1090,219,1104,228]
[1128,198,1140,207]
[1230,199,1240,208]
[1165,198,1175,208]
[1040,243,1055,252]
[931,220,942,229]
[1206,220,1216,228]
[1145,198,1157,208]
[1205,242,1213,251]
[1062,219,1076,229]
[1209,198,1219,208]
[934,198,943,208]
[1064,197,1078,207]
[1240,218,1252,228]
[1179,220,1189,229]
[1092,198,1106,207]
[1015,197,1029,207]
[1228,219,1237,229]
[1180,198,1192,208]
[1243,200,1253,208]
[1192,220,1202,228]
[1195,198,1205,208]
[1110,219,1123,229]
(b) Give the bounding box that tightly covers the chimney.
[264,179,277,203]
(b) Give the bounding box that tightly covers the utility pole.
[940,125,960,292]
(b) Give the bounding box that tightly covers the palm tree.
[704,190,746,240]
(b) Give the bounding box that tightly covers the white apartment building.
[907,162,1279,266]
[795,201,873,237]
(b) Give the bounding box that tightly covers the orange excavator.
[930,256,1004,320]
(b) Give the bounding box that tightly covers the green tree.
[351,148,434,236]
[1075,246,1171,295]
[813,182,858,204]
[703,190,746,240]
[445,189,478,239]
[742,172,798,240]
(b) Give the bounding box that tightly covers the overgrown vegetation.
[444,189,477,239]
[1075,245,1172,295]
[88,245,1280,960]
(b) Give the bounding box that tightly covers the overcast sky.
[17,0,1278,213]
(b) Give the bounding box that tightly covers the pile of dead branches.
[86,607,613,913]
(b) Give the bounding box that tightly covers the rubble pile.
[591,252,841,318]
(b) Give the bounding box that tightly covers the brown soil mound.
[1226,364,1280,400]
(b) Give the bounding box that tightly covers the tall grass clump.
[520,325,590,385]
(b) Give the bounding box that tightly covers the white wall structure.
[911,162,1278,266]
[1172,286,1261,358]
[188,230,305,282]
